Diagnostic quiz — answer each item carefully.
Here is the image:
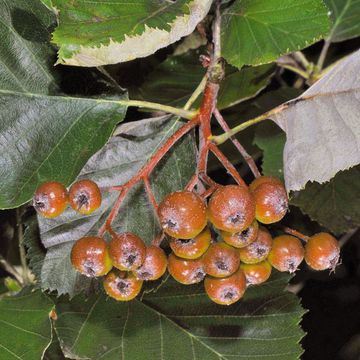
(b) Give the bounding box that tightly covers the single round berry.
[268,235,304,273]
[69,179,101,215]
[204,269,246,305]
[203,242,240,278]
[103,270,143,301]
[239,226,272,264]
[249,176,288,224]
[169,227,211,259]
[208,185,255,232]
[305,232,340,271]
[249,176,283,191]
[167,253,205,285]
[109,233,146,271]
[71,236,112,277]
[133,245,167,281]
[33,181,68,218]
[221,220,259,248]
[240,261,272,285]
[158,191,207,239]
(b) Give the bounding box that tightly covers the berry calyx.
[249,176,288,224]
[109,232,146,271]
[204,269,247,305]
[240,261,272,285]
[268,235,304,273]
[221,220,259,248]
[133,245,167,281]
[103,270,143,301]
[167,253,205,285]
[69,179,102,215]
[208,185,255,232]
[305,232,340,271]
[169,227,211,259]
[33,181,68,218]
[71,236,112,277]
[203,242,240,278]
[239,226,272,264]
[158,191,207,239]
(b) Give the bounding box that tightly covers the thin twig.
[213,108,261,178]
[152,232,165,247]
[0,256,23,285]
[183,75,207,111]
[317,38,331,71]
[16,208,30,285]
[185,174,199,191]
[143,176,158,212]
[281,226,310,242]
[209,143,247,187]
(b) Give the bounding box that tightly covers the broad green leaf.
[38,115,196,296]
[291,166,360,235]
[222,0,331,69]
[0,0,128,209]
[325,0,360,42]
[54,273,305,360]
[254,122,286,181]
[131,49,275,110]
[43,328,66,360]
[0,288,53,360]
[45,0,212,66]
[270,49,360,191]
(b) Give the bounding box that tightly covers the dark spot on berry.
[239,228,249,239]
[83,260,95,277]
[34,200,45,210]
[194,270,205,281]
[117,280,129,293]
[165,219,178,229]
[223,290,235,300]
[256,247,266,256]
[216,260,228,271]
[126,254,137,266]
[228,213,244,225]
[138,271,152,280]
[76,192,89,209]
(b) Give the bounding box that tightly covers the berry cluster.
[33,176,340,305]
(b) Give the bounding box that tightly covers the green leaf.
[43,328,66,360]
[45,0,212,66]
[222,0,331,69]
[54,272,305,359]
[131,49,275,110]
[291,166,360,235]
[254,122,286,181]
[24,217,46,286]
[0,0,128,209]
[325,0,360,42]
[38,115,196,297]
[0,288,54,360]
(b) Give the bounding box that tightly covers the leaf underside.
[271,49,360,191]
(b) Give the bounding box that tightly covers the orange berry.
[239,226,272,264]
[249,176,288,224]
[305,232,340,271]
[221,220,259,248]
[33,181,68,218]
[158,191,207,239]
[133,245,167,281]
[109,233,146,271]
[103,270,143,301]
[167,253,205,285]
[69,179,101,215]
[71,236,112,277]
[268,235,304,273]
[169,227,211,259]
[208,185,255,232]
[204,269,246,305]
[203,242,240,278]
[240,261,272,285]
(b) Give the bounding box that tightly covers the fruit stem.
[152,232,165,247]
[98,116,200,236]
[210,103,288,145]
[16,207,31,286]
[185,174,199,191]
[281,226,310,242]
[183,74,207,111]
[208,143,247,187]
[213,108,261,178]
